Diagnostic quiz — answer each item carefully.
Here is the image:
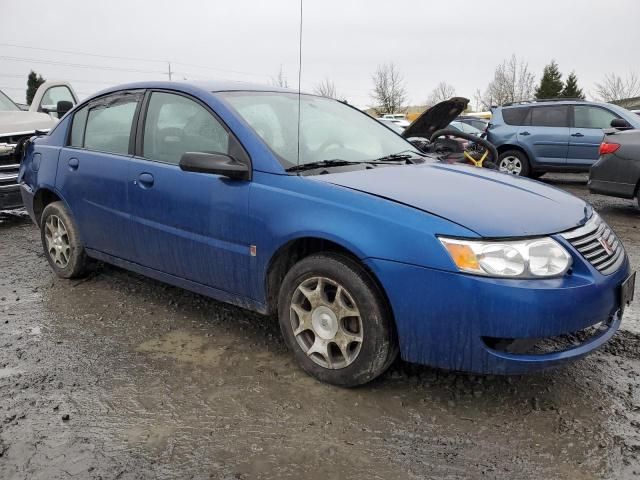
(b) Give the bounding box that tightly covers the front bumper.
[365,255,630,375]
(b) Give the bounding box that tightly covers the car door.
[517,105,570,167]
[57,90,143,259]
[127,90,252,294]
[568,105,621,167]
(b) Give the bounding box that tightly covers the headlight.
[439,237,572,278]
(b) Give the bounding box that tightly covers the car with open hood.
[18,81,634,386]
[1,81,77,209]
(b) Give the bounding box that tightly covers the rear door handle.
[68,157,79,170]
[571,132,584,137]
[519,131,531,136]
[137,173,154,188]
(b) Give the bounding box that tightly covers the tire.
[498,150,530,177]
[278,252,397,387]
[40,201,90,279]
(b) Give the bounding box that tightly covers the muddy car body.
[18,81,634,386]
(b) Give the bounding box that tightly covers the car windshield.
[0,90,19,111]
[450,121,483,136]
[219,91,419,169]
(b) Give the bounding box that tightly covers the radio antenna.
[296,0,303,169]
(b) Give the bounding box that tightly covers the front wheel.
[498,150,530,177]
[278,253,397,387]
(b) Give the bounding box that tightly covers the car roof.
[500,99,613,109]
[83,80,304,102]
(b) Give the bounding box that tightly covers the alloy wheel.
[44,215,71,268]
[290,276,363,369]
[499,156,523,175]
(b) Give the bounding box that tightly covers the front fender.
[249,171,477,303]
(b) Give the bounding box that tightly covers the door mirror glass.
[179,152,249,180]
[610,118,631,130]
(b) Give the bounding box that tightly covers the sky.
[1,0,638,108]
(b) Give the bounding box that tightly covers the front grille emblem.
[599,237,614,256]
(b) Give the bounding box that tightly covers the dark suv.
[487,99,640,177]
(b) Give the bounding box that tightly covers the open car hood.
[402,97,469,139]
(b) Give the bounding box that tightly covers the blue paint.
[19,81,631,375]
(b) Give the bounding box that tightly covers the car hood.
[402,97,469,139]
[311,163,591,237]
[0,111,55,137]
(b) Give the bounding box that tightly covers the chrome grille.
[561,214,625,275]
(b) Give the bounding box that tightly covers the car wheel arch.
[33,187,65,226]
[497,143,529,159]
[263,236,396,331]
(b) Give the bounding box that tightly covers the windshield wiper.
[285,159,363,172]
[374,150,426,163]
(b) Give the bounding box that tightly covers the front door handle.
[68,157,79,170]
[137,173,154,188]
[519,131,531,136]
[571,132,584,137]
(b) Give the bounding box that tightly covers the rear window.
[502,107,530,126]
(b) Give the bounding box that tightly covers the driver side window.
[143,92,230,165]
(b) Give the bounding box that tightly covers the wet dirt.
[2,174,640,479]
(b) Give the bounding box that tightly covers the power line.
[0,73,119,86]
[0,55,166,75]
[0,42,166,65]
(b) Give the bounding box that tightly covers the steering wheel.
[429,129,499,169]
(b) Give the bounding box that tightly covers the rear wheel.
[498,150,530,177]
[278,253,397,387]
[40,201,90,278]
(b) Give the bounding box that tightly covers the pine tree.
[26,71,46,105]
[560,72,585,99]
[535,60,563,99]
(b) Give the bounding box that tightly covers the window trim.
[570,104,622,129]
[65,89,145,156]
[134,89,252,176]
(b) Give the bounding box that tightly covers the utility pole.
[167,61,173,81]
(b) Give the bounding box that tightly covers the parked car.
[19,81,634,386]
[0,82,78,209]
[589,128,640,207]
[487,99,640,177]
[376,117,405,133]
[456,116,489,132]
[380,113,410,128]
[448,120,484,136]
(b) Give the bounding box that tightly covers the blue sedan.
[18,81,634,386]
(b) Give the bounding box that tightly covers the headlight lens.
[439,237,572,278]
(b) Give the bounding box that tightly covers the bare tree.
[477,55,535,108]
[426,82,456,106]
[314,78,339,99]
[594,72,640,104]
[371,63,407,114]
[272,66,289,88]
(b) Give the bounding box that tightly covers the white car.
[381,113,410,128]
[1,81,78,209]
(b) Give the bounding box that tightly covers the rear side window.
[84,98,138,155]
[143,92,230,165]
[502,107,530,126]
[529,106,569,127]
[69,106,88,147]
[574,106,620,129]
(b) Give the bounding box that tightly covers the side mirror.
[179,152,250,180]
[56,100,74,118]
[610,118,631,130]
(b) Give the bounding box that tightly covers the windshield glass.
[219,91,419,169]
[0,90,19,111]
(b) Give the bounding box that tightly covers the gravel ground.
[1,173,640,479]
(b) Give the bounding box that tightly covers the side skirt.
[85,248,268,315]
